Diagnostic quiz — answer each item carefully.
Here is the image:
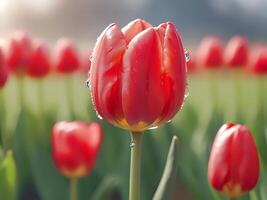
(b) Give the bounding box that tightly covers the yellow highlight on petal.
[222,182,244,198]
[116,118,161,132]
[62,165,88,178]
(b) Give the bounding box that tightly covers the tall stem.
[37,79,45,113]
[65,75,75,118]
[129,132,143,200]
[70,178,78,200]
[0,89,5,148]
[18,77,25,108]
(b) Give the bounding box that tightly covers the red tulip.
[89,19,187,132]
[80,50,92,75]
[0,47,8,88]
[6,32,32,76]
[27,41,50,78]
[249,46,267,74]
[197,36,224,68]
[208,123,259,198]
[52,121,103,178]
[54,39,80,74]
[187,52,196,73]
[224,36,249,67]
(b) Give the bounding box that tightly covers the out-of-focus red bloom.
[89,19,186,132]
[224,36,249,67]
[197,37,224,68]
[6,32,32,76]
[0,47,8,88]
[80,50,92,75]
[187,52,196,73]
[27,41,50,78]
[54,39,80,74]
[249,46,267,74]
[52,121,103,178]
[208,123,259,198]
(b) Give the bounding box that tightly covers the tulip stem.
[70,178,78,200]
[65,75,75,119]
[0,89,5,148]
[129,132,143,200]
[18,77,25,108]
[38,79,45,113]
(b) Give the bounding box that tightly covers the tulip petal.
[121,28,165,126]
[157,22,186,122]
[122,19,152,44]
[90,24,127,123]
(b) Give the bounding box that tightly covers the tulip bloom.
[0,47,8,88]
[27,41,50,78]
[197,36,224,68]
[54,39,80,74]
[224,36,249,67]
[89,19,186,132]
[52,121,103,178]
[208,123,259,198]
[249,46,267,74]
[6,32,32,76]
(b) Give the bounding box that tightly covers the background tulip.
[224,36,249,67]
[197,36,224,68]
[54,38,80,74]
[89,19,186,132]
[208,123,260,198]
[0,47,8,88]
[5,32,32,76]
[27,41,50,78]
[249,46,267,74]
[52,121,103,178]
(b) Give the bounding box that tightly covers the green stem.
[18,77,25,108]
[0,89,5,148]
[129,132,143,200]
[37,79,45,113]
[65,76,75,118]
[70,178,78,200]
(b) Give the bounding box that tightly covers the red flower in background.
[224,36,249,67]
[187,52,196,73]
[54,39,80,74]
[0,47,8,88]
[52,121,103,178]
[6,32,32,76]
[249,46,267,74]
[89,19,186,132]
[27,41,50,78]
[208,123,259,198]
[197,36,224,68]
[80,50,92,75]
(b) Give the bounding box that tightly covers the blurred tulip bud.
[249,46,267,74]
[54,38,80,74]
[208,123,259,198]
[27,41,50,78]
[6,32,33,76]
[80,50,92,75]
[89,19,187,132]
[0,47,8,88]
[186,52,196,73]
[197,36,224,68]
[224,36,249,67]
[52,121,103,178]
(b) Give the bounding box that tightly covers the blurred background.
[1,1,267,200]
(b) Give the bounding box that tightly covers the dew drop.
[96,113,103,120]
[85,80,90,88]
[130,142,135,148]
[184,48,190,63]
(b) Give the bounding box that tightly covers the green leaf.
[0,150,17,200]
[153,136,178,200]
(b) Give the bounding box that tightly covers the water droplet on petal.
[85,80,90,88]
[184,48,190,63]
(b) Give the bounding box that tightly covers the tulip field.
[1,19,267,200]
